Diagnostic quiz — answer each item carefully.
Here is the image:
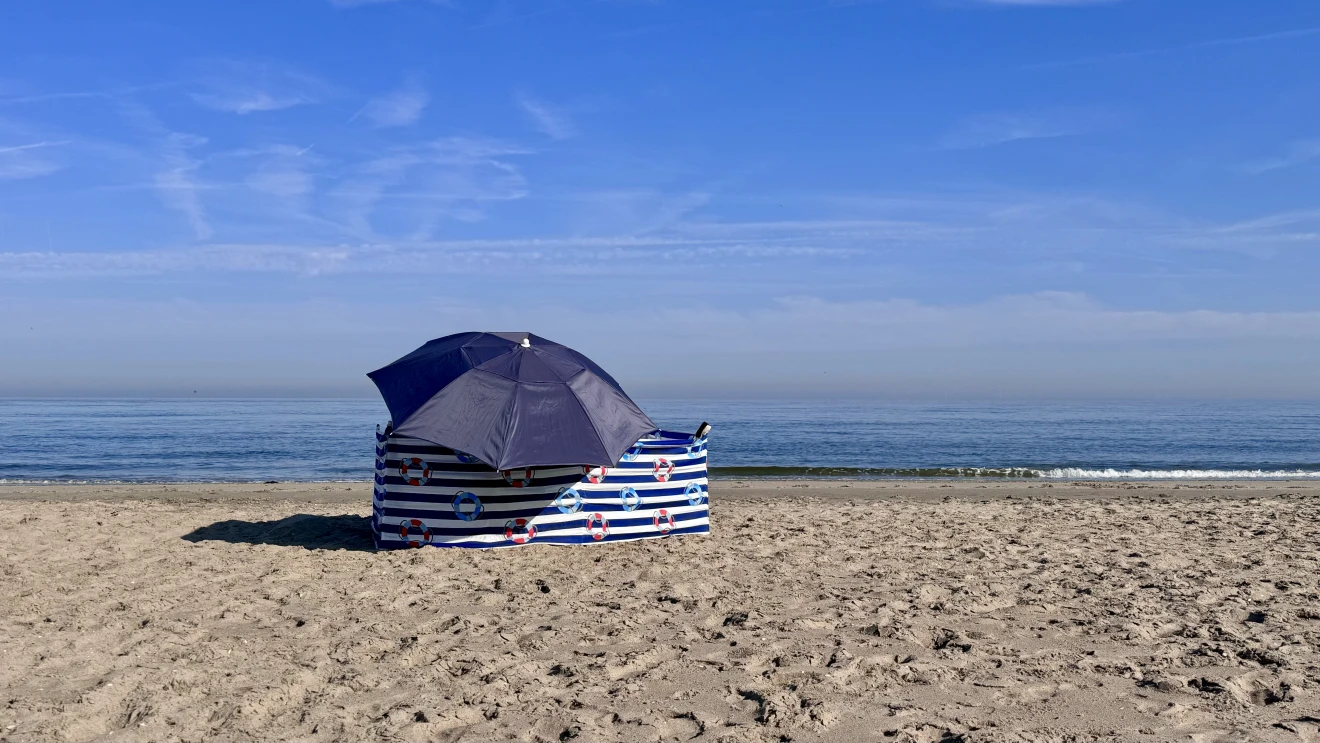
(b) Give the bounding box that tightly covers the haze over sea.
[2,398,1317,483]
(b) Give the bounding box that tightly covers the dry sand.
[2,480,1319,742]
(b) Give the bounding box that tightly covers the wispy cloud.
[0,244,353,277]
[0,140,68,180]
[188,60,327,115]
[153,135,212,239]
[0,83,174,106]
[940,107,1116,149]
[193,91,311,114]
[1242,138,1320,175]
[0,140,68,155]
[228,144,322,214]
[120,105,213,239]
[6,187,1315,279]
[516,91,577,140]
[352,78,429,127]
[1028,25,1320,69]
[328,136,533,239]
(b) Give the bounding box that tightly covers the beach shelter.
[367,332,710,548]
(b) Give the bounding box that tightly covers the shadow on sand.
[181,514,375,551]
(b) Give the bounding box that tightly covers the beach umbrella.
[368,332,657,471]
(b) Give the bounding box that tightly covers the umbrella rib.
[498,380,524,471]
[564,381,611,467]
[462,370,518,470]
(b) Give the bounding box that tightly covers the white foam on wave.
[0,478,369,485]
[0,479,124,485]
[1037,468,1320,480]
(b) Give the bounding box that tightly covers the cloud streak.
[188,60,327,115]
[516,92,577,140]
[352,78,429,127]
[5,189,1317,278]
[941,108,1116,149]
[0,140,69,180]
[327,136,533,239]
[119,105,213,239]
[1242,138,1320,175]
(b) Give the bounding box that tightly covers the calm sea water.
[1,398,1318,483]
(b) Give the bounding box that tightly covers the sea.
[1,398,1318,483]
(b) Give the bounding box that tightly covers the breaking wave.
[711,466,1320,480]
[1036,468,1320,480]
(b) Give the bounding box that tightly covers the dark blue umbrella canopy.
[368,332,657,471]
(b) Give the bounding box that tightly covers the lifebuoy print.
[504,518,536,544]
[685,482,706,506]
[502,468,534,488]
[554,487,583,514]
[399,518,433,547]
[653,509,675,533]
[399,457,431,486]
[652,458,675,482]
[620,486,641,511]
[585,512,609,541]
[452,491,484,521]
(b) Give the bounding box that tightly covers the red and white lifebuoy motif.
[585,465,608,484]
[399,457,431,486]
[585,512,608,541]
[501,468,534,488]
[652,509,675,533]
[652,457,675,482]
[399,518,433,547]
[504,518,537,544]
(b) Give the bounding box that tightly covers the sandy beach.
[2,480,1319,742]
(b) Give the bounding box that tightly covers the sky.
[2,0,1319,399]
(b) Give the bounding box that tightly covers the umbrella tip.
[520,337,531,348]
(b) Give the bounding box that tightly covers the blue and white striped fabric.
[371,424,710,549]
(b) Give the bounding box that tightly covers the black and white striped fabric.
[371,425,710,548]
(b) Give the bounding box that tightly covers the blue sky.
[2,0,1319,398]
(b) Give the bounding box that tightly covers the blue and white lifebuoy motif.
[620,444,644,462]
[685,482,706,506]
[620,486,641,511]
[687,439,706,456]
[454,450,480,464]
[554,486,583,514]
[452,491,484,521]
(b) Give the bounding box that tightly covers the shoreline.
[3,478,1319,503]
